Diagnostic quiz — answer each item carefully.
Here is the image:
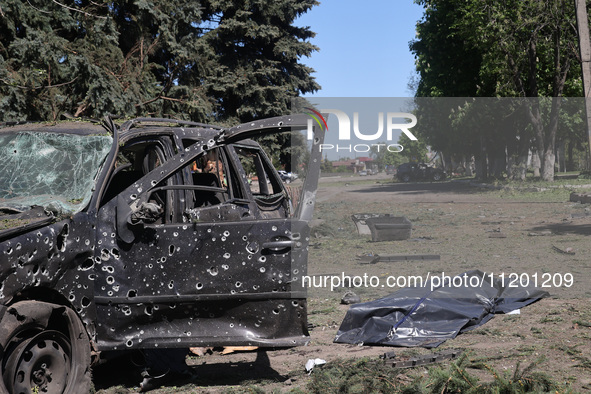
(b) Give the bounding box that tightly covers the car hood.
[0,206,56,242]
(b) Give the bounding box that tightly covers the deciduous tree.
[410,0,584,181]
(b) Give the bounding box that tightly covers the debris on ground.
[220,346,259,355]
[305,358,327,374]
[552,245,575,255]
[528,230,553,236]
[351,213,394,235]
[569,192,591,203]
[488,232,507,238]
[366,216,412,241]
[341,291,361,305]
[356,253,440,264]
[407,236,434,242]
[351,214,412,241]
[381,349,462,368]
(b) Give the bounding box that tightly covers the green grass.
[573,319,591,327]
[306,354,564,394]
[540,316,564,324]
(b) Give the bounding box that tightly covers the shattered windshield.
[0,131,113,214]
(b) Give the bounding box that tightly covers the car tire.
[401,174,411,182]
[0,301,92,394]
[432,172,442,181]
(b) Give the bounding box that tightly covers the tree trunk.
[491,152,505,179]
[556,141,566,173]
[439,152,447,171]
[531,151,541,178]
[474,157,487,180]
[465,156,474,177]
[516,154,528,180]
[476,136,489,180]
[516,135,530,180]
[567,141,574,171]
[508,152,528,180]
[538,98,561,181]
[506,145,515,179]
[541,150,555,181]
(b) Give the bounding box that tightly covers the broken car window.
[192,149,227,188]
[0,131,112,214]
[234,145,289,218]
[155,147,244,223]
[101,139,171,206]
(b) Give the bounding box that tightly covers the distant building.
[331,157,374,173]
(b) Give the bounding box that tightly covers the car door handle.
[262,240,294,251]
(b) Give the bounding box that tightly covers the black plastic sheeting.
[334,270,549,348]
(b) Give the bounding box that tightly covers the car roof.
[0,120,109,135]
[117,118,221,143]
[118,114,311,146]
[1,114,311,147]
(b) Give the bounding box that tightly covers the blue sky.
[295,1,426,98]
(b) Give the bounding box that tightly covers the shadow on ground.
[92,350,288,392]
[350,181,483,196]
[529,222,591,236]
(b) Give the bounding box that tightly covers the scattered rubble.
[356,253,440,265]
[305,358,327,374]
[551,245,575,255]
[341,291,361,305]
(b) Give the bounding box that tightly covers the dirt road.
[94,176,591,393]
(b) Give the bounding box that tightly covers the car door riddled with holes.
[93,131,311,350]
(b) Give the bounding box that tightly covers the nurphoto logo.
[306,109,418,154]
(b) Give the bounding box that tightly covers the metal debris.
[552,245,575,255]
[366,216,412,242]
[351,214,395,235]
[382,349,462,368]
[357,254,440,265]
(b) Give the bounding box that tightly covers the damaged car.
[0,114,324,393]
[396,162,446,182]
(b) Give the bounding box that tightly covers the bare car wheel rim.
[4,330,71,394]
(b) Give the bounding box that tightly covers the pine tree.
[0,0,319,122]
[196,0,320,124]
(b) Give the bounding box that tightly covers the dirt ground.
[94,174,591,393]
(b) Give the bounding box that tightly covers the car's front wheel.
[432,172,443,181]
[0,301,92,394]
[401,174,411,182]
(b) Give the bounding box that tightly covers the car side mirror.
[129,201,163,225]
[116,195,135,243]
[116,196,163,243]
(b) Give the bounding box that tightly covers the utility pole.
[575,0,591,169]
